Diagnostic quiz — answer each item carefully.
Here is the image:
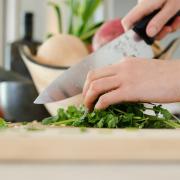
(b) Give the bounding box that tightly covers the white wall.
[5,0,21,43]
[0,0,4,66]
[16,0,69,42]
[4,0,68,43]
[104,0,136,20]
[112,0,136,19]
[18,0,48,41]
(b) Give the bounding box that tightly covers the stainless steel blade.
[35,30,153,104]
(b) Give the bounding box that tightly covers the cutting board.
[0,127,180,161]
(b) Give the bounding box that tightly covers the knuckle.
[87,70,95,81]
[89,81,99,93]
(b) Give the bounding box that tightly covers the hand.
[122,0,180,40]
[83,58,180,110]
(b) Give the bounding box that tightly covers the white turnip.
[36,34,88,67]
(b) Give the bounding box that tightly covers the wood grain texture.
[0,128,180,161]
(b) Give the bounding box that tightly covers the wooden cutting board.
[0,127,180,161]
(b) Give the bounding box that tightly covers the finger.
[155,26,172,40]
[122,0,164,31]
[83,64,118,97]
[95,89,122,110]
[171,16,180,32]
[138,0,143,3]
[84,76,120,110]
[146,3,178,37]
[156,16,180,40]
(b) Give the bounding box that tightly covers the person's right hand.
[122,0,180,40]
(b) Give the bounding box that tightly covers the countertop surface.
[1,127,180,162]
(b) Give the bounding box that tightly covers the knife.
[35,10,180,104]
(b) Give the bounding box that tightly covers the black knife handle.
[133,10,180,45]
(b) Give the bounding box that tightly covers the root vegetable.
[36,34,88,67]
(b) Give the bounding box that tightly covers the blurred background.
[0,0,180,122]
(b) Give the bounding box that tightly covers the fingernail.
[94,103,99,110]
[122,20,130,32]
[94,106,99,110]
[148,26,158,37]
[95,102,102,110]
[123,25,129,32]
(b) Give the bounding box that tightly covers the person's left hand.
[83,57,180,110]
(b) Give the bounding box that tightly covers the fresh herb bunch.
[0,118,7,129]
[42,103,180,129]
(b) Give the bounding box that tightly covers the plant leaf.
[48,2,62,33]
[77,0,102,35]
[0,118,7,129]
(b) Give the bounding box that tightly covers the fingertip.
[146,2,178,38]
[83,99,90,111]
[165,26,173,32]
[95,96,109,110]
[146,26,158,37]
[155,26,172,40]
[171,16,180,31]
[121,18,131,32]
[94,102,103,110]
[83,89,98,111]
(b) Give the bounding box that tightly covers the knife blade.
[35,10,180,104]
[34,30,153,104]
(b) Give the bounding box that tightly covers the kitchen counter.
[1,127,180,180]
[1,127,180,161]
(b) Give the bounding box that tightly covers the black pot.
[0,81,50,122]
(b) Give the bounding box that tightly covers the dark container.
[0,81,50,122]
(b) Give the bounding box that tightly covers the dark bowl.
[0,81,50,122]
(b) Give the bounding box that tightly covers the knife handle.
[133,10,180,45]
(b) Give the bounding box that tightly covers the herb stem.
[53,119,76,126]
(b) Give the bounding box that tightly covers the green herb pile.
[42,103,180,129]
[0,118,7,129]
